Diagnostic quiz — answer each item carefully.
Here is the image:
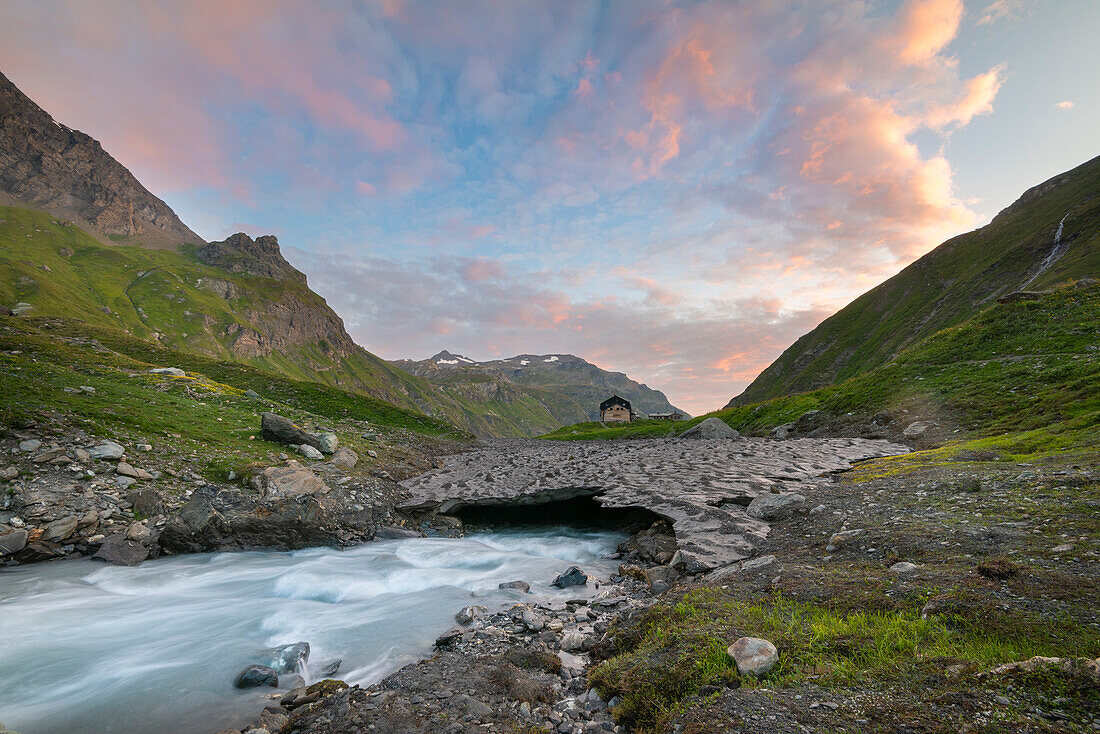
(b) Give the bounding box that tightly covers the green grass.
[591,588,1100,731]
[545,282,1100,448]
[733,154,1100,405]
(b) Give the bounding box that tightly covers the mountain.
[0,71,202,247]
[394,350,687,422]
[0,70,600,438]
[728,154,1100,407]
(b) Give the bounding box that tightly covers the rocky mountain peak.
[430,350,477,365]
[0,70,203,246]
[197,232,307,284]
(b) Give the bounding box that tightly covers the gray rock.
[434,626,464,647]
[125,521,158,544]
[551,566,588,588]
[296,444,324,460]
[79,386,96,394]
[116,462,153,480]
[254,464,330,499]
[455,605,483,625]
[318,660,341,677]
[267,641,310,673]
[746,492,806,520]
[903,421,936,439]
[128,488,167,518]
[330,447,359,469]
[93,535,150,566]
[0,529,29,556]
[18,439,41,452]
[459,695,493,718]
[149,367,186,377]
[316,432,338,454]
[561,631,586,652]
[88,441,125,460]
[770,423,795,439]
[498,580,530,593]
[235,665,278,689]
[260,412,322,451]
[522,610,545,631]
[889,561,920,574]
[727,636,778,677]
[0,466,18,481]
[244,389,262,399]
[681,417,740,440]
[42,515,79,542]
[741,555,778,572]
[644,564,678,592]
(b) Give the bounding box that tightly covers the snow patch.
[519,360,530,366]
[437,359,460,365]
[543,356,559,363]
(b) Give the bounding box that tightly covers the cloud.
[976,0,1029,27]
[1056,100,1075,110]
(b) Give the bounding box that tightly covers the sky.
[1,0,1096,415]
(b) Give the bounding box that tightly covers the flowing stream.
[0,527,626,734]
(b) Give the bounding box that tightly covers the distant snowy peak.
[430,350,477,366]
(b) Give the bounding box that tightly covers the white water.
[1024,212,1071,288]
[0,528,625,734]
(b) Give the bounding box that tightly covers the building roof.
[600,395,632,411]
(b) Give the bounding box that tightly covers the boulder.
[18,439,41,452]
[889,561,920,574]
[644,564,678,592]
[116,462,153,480]
[434,626,464,648]
[0,529,29,556]
[770,423,795,439]
[746,492,806,521]
[149,367,186,377]
[260,412,322,451]
[455,605,485,625]
[903,421,936,439]
[41,515,79,542]
[125,521,158,544]
[498,580,530,593]
[296,444,324,460]
[551,566,588,588]
[88,441,125,460]
[618,524,677,565]
[561,631,587,652]
[93,535,150,566]
[255,464,330,500]
[235,665,279,689]
[244,389,262,399]
[681,417,740,440]
[128,488,168,518]
[267,642,310,673]
[0,466,18,481]
[728,637,779,677]
[316,432,338,454]
[329,447,359,469]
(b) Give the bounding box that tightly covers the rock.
[770,423,795,439]
[330,447,359,469]
[260,412,322,451]
[810,503,828,515]
[890,561,920,574]
[17,439,41,452]
[746,492,806,520]
[522,610,545,632]
[244,389,262,399]
[125,521,158,544]
[728,637,779,677]
[1052,543,1075,553]
[741,555,778,573]
[795,410,825,431]
[115,475,137,489]
[434,626,464,648]
[235,665,279,689]
[644,564,678,592]
[88,441,125,460]
[498,580,531,593]
[297,444,324,460]
[0,529,29,556]
[128,488,167,518]
[903,421,936,439]
[459,695,493,718]
[681,417,740,440]
[618,525,678,565]
[93,535,150,566]
[116,462,153,480]
[255,464,330,499]
[551,566,588,588]
[79,385,96,394]
[826,528,863,552]
[149,367,186,376]
[316,432,338,454]
[42,515,79,542]
[135,443,152,452]
[267,641,310,673]
[455,605,483,625]
[318,660,341,677]
[0,466,19,481]
[373,526,423,540]
[561,631,586,652]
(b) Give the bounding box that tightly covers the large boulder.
[235,665,278,689]
[728,637,779,677]
[254,464,330,500]
[41,515,79,542]
[681,417,740,440]
[0,529,29,556]
[746,492,806,521]
[330,447,359,469]
[267,642,310,673]
[316,432,339,454]
[551,566,588,588]
[93,535,150,566]
[260,412,322,451]
[903,421,936,439]
[88,441,125,460]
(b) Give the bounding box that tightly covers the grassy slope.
[730,154,1100,406]
[543,281,1100,459]
[0,315,469,481]
[0,206,580,437]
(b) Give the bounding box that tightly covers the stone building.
[599,395,634,423]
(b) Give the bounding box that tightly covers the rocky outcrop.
[197,233,307,284]
[0,71,202,246]
[681,417,740,439]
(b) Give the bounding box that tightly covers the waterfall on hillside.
[1023,212,1071,288]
